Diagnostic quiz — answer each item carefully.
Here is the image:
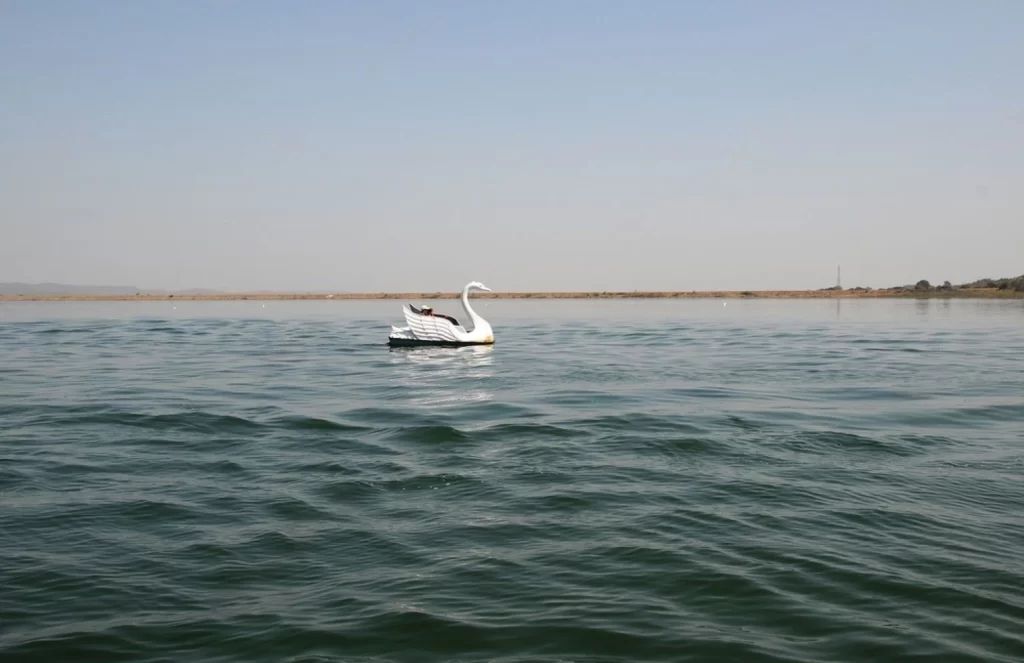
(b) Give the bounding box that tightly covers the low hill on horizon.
[0,282,222,296]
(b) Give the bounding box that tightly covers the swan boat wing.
[400,304,467,342]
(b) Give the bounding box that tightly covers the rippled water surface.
[2,298,1023,662]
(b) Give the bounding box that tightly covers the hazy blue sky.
[2,1,1021,292]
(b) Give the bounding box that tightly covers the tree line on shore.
[903,275,1024,293]
[823,274,1024,293]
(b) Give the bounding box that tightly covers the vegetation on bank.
[955,275,1024,291]
[821,274,1024,295]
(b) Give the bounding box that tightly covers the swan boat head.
[388,281,495,347]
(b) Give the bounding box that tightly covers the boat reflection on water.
[389,342,494,365]
[388,344,496,409]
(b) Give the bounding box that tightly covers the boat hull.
[387,337,494,348]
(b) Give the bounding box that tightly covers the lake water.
[2,298,1023,662]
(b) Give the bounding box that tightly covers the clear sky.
[2,1,1021,292]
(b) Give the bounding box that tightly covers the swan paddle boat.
[387,281,495,347]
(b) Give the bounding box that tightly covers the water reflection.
[389,345,496,408]
[388,344,494,367]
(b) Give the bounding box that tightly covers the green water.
[2,298,1022,662]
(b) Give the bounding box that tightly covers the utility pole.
[837,265,842,290]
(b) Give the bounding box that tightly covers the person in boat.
[419,306,459,326]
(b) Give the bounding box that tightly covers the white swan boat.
[388,281,495,347]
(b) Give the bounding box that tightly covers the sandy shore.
[2,289,1021,302]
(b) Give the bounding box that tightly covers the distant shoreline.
[2,289,1021,302]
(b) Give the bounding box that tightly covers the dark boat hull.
[387,337,493,348]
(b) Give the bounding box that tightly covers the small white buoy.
[723,301,727,307]
[262,304,265,308]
